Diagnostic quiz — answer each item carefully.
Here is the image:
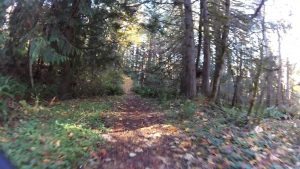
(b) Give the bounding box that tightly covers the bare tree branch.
[251,0,266,19]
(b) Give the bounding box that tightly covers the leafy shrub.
[29,84,58,99]
[166,100,197,120]
[132,86,159,98]
[74,74,104,96]
[101,70,124,95]
[222,107,249,127]
[74,70,124,97]
[276,104,300,119]
[0,75,27,99]
[223,107,243,120]
[262,106,286,119]
[0,75,27,122]
[133,85,177,101]
[179,100,197,119]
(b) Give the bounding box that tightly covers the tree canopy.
[1,0,300,168]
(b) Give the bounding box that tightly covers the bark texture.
[201,0,210,96]
[181,0,197,99]
[210,0,230,102]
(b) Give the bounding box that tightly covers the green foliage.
[133,85,177,100]
[276,105,300,119]
[180,100,197,119]
[1,120,102,169]
[0,100,110,169]
[0,75,27,99]
[223,106,289,124]
[219,107,250,127]
[166,100,197,120]
[262,107,286,119]
[223,107,246,121]
[223,107,242,119]
[2,0,127,98]
[0,75,27,122]
[74,70,124,97]
[133,86,158,98]
[101,70,124,95]
[29,37,68,64]
[0,100,8,122]
[29,84,59,99]
[0,32,6,54]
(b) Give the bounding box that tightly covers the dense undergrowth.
[133,83,299,124]
[74,70,124,97]
[0,75,28,123]
[1,75,300,168]
[0,100,111,169]
[0,73,123,123]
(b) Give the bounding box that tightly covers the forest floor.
[88,92,200,169]
[84,77,300,169]
[1,76,300,169]
[89,95,300,169]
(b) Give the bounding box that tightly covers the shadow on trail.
[103,94,165,131]
[83,92,205,169]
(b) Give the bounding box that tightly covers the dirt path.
[122,75,134,95]
[81,76,300,169]
[85,76,204,169]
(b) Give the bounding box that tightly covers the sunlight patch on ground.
[102,124,181,144]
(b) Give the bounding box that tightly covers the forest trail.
[122,75,134,95]
[86,77,205,169]
[82,77,300,169]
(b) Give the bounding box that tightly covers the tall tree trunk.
[134,46,138,73]
[181,0,197,99]
[28,41,34,88]
[276,28,283,106]
[232,55,243,107]
[286,58,290,102]
[232,76,241,107]
[248,58,262,115]
[147,34,153,71]
[195,0,204,71]
[201,0,210,96]
[58,0,79,98]
[59,61,72,99]
[257,81,266,111]
[266,68,273,107]
[248,8,265,115]
[210,0,230,102]
[261,4,274,108]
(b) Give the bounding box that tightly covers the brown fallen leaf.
[98,149,108,158]
[179,140,192,149]
[200,138,210,145]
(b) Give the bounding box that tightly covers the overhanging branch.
[251,0,266,19]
